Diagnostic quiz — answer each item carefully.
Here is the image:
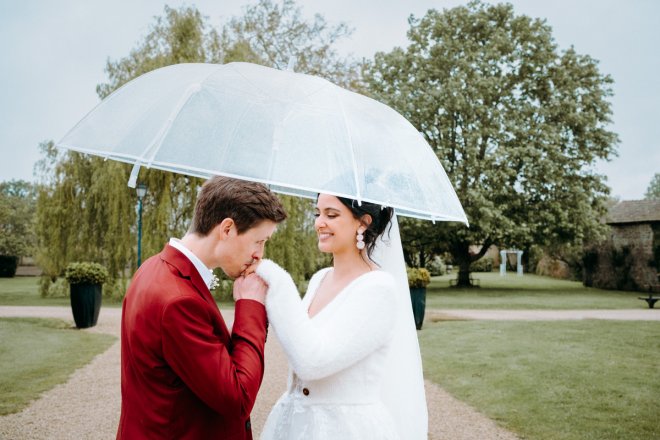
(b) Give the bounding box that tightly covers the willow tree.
[35,141,137,281]
[363,1,618,286]
[36,1,354,289]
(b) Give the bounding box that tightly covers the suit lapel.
[160,244,231,342]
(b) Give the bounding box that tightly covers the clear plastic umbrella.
[57,62,467,223]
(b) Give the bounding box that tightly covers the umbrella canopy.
[58,62,467,223]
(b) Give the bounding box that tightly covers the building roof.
[606,199,660,224]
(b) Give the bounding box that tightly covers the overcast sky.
[1,0,658,200]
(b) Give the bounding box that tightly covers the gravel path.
[2,305,656,439]
[20,306,659,438]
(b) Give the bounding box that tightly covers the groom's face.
[219,220,277,279]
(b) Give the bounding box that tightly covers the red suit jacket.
[117,244,267,439]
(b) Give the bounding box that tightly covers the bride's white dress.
[256,261,401,440]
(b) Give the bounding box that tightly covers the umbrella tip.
[287,56,296,72]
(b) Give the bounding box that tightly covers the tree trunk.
[419,249,426,268]
[450,238,492,288]
[455,260,474,287]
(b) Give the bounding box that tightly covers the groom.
[117,176,287,440]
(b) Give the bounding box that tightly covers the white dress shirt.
[168,238,215,291]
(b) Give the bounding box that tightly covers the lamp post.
[136,183,147,268]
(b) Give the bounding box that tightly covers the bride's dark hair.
[336,196,393,258]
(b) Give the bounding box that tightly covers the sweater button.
[302,388,310,396]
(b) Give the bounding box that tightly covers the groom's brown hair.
[191,176,287,235]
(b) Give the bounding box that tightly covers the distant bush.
[427,256,446,276]
[103,277,129,301]
[211,279,234,302]
[536,256,572,279]
[39,277,69,298]
[470,257,493,272]
[583,242,640,291]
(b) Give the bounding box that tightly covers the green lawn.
[0,277,127,307]
[1,273,645,310]
[0,317,116,415]
[427,272,643,309]
[419,319,660,440]
[0,277,71,306]
[0,276,237,307]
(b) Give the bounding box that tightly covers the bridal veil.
[371,214,428,439]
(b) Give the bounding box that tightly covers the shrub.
[103,277,128,301]
[470,257,493,272]
[211,280,234,302]
[611,245,637,291]
[407,267,431,288]
[427,256,446,276]
[39,277,70,298]
[64,262,109,285]
[652,224,660,274]
[535,256,572,279]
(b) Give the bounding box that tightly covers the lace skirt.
[259,393,400,440]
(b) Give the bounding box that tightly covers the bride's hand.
[233,272,268,305]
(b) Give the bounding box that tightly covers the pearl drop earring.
[356,228,365,250]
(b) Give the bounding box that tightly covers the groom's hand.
[233,273,268,305]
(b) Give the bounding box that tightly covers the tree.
[644,173,660,200]
[34,141,139,282]
[36,1,354,289]
[363,1,618,285]
[225,0,358,88]
[399,218,440,268]
[0,180,37,259]
[96,5,224,98]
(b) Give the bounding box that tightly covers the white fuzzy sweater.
[256,259,400,440]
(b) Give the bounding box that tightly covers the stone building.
[585,200,660,292]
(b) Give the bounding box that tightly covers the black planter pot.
[0,255,19,278]
[70,283,102,328]
[410,287,426,330]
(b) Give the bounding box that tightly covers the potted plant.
[65,262,109,329]
[407,267,431,330]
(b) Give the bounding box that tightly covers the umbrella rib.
[123,83,203,187]
[219,102,255,167]
[229,64,274,102]
[143,68,219,168]
[336,90,362,204]
[145,84,200,167]
[128,67,220,187]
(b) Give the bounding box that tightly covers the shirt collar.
[168,238,215,290]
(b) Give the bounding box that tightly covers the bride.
[255,193,428,439]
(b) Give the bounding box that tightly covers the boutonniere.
[209,274,220,291]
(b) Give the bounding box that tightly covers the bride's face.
[314,194,362,255]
